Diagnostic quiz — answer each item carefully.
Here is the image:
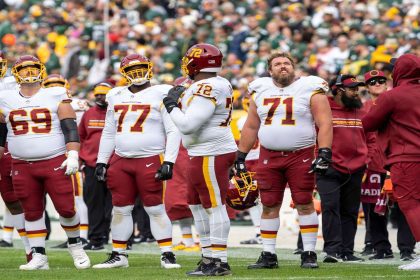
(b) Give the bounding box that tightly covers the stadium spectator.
[363,54,420,271]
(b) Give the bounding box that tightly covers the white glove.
[61,150,79,175]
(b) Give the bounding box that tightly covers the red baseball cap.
[340,76,365,88]
[364,70,386,83]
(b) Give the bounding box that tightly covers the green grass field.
[0,242,418,279]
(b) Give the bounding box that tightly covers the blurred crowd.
[0,0,418,105]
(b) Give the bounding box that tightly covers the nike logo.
[146,163,154,168]
[54,167,61,171]
[4,152,10,155]
[79,260,87,264]
[303,158,311,163]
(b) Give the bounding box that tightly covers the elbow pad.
[60,118,80,143]
[0,123,7,147]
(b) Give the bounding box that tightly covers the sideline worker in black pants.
[318,75,368,263]
[79,83,113,249]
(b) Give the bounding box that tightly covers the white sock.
[2,207,14,243]
[189,204,211,258]
[249,204,262,235]
[25,214,47,249]
[144,204,173,253]
[13,213,31,254]
[75,196,88,239]
[298,212,318,252]
[207,205,230,263]
[260,217,280,254]
[111,205,134,253]
[60,214,80,239]
[179,217,194,247]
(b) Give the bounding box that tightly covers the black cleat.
[400,250,415,261]
[301,251,319,268]
[84,242,105,251]
[361,245,375,256]
[369,250,393,260]
[0,240,13,247]
[341,253,364,263]
[160,252,181,269]
[203,258,231,276]
[323,253,342,263]
[248,251,278,269]
[187,256,214,276]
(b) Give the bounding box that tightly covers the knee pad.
[25,210,44,221]
[144,204,165,217]
[113,205,134,216]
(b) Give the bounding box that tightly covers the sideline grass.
[0,243,418,279]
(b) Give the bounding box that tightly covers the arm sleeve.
[168,96,216,135]
[161,108,181,163]
[362,93,394,132]
[96,108,116,164]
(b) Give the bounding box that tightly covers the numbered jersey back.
[179,76,237,156]
[0,87,71,160]
[250,76,328,151]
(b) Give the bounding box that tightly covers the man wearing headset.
[319,74,369,263]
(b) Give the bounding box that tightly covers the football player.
[236,52,332,269]
[0,55,90,270]
[43,74,90,246]
[0,50,32,261]
[163,43,237,276]
[165,77,199,252]
[93,54,181,269]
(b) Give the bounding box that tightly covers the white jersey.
[237,115,260,161]
[0,87,71,160]
[97,85,180,164]
[0,76,18,91]
[172,76,237,156]
[71,98,89,125]
[249,76,328,151]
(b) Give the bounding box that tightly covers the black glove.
[155,161,174,181]
[310,148,332,175]
[233,150,248,176]
[163,85,186,113]
[95,163,108,182]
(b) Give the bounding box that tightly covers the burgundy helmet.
[120,54,153,85]
[181,43,223,78]
[12,55,46,84]
[226,172,259,210]
[42,74,70,89]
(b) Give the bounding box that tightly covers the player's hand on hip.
[95,163,108,182]
[163,85,185,113]
[234,150,248,176]
[60,150,79,175]
[155,161,174,181]
[310,148,332,175]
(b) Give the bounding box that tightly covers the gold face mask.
[12,62,46,84]
[0,58,7,78]
[120,62,153,85]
